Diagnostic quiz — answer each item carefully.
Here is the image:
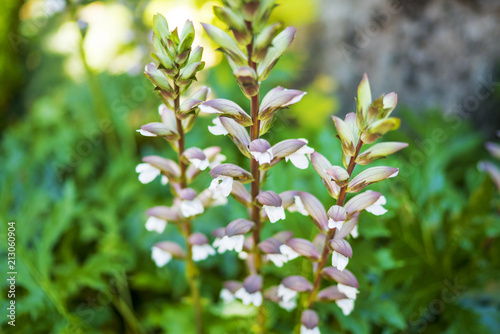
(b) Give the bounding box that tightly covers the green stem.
[246,22,266,334]
[306,139,364,308]
[173,82,204,334]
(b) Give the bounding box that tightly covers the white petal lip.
[189,158,210,170]
[332,251,349,271]
[216,235,244,253]
[251,148,274,165]
[277,284,298,302]
[192,244,216,262]
[180,199,204,217]
[211,193,228,207]
[151,246,172,267]
[158,104,167,115]
[279,244,300,261]
[136,163,161,184]
[337,283,359,300]
[220,288,235,303]
[234,288,263,307]
[264,205,286,223]
[328,218,344,230]
[288,195,309,216]
[209,176,233,198]
[145,216,167,233]
[136,129,157,137]
[365,195,387,215]
[336,298,355,316]
[279,298,297,311]
[285,144,314,169]
[300,325,321,334]
[208,117,229,136]
[267,254,287,267]
[350,225,359,238]
[161,175,169,185]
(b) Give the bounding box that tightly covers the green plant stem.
[246,23,266,334]
[173,82,204,334]
[306,139,364,308]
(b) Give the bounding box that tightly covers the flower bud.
[234,66,259,98]
[154,241,186,259]
[317,286,347,301]
[325,166,349,187]
[281,276,313,292]
[322,267,359,288]
[210,163,253,182]
[286,238,320,261]
[188,232,209,245]
[257,27,296,80]
[200,99,252,126]
[226,218,255,237]
[347,166,399,193]
[301,310,319,330]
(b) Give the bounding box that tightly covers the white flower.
[161,175,169,185]
[279,244,300,261]
[219,288,235,303]
[300,325,320,334]
[336,298,355,315]
[180,198,204,217]
[288,195,308,216]
[209,153,226,169]
[192,244,216,262]
[211,193,229,207]
[209,176,233,198]
[212,237,221,249]
[332,251,349,271]
[234,288,263,307]
[136,129,156,137]
[251,148,274,165]
[238,251,248,260]
[267,254,288,267]
[337,283,359,300]
[285,139,314,169]
[145,216,167,233]
[208,117,228,136]
[279,297,297,311]
[328,218,343,230]
[216,235,245,253]
[350,225,359,238]
[365,195,387,215]
[277,284,298,303]
[151,246,172,267]
[189,157,210,171]
[136,163,161,184]
[263,205,286,223]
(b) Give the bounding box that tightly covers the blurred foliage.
[1,0,499,333]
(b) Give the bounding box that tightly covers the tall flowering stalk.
[288,75,408,333]
[200,1,313,332]
[136,14,226,334]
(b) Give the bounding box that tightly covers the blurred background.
[1,0,500,333]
